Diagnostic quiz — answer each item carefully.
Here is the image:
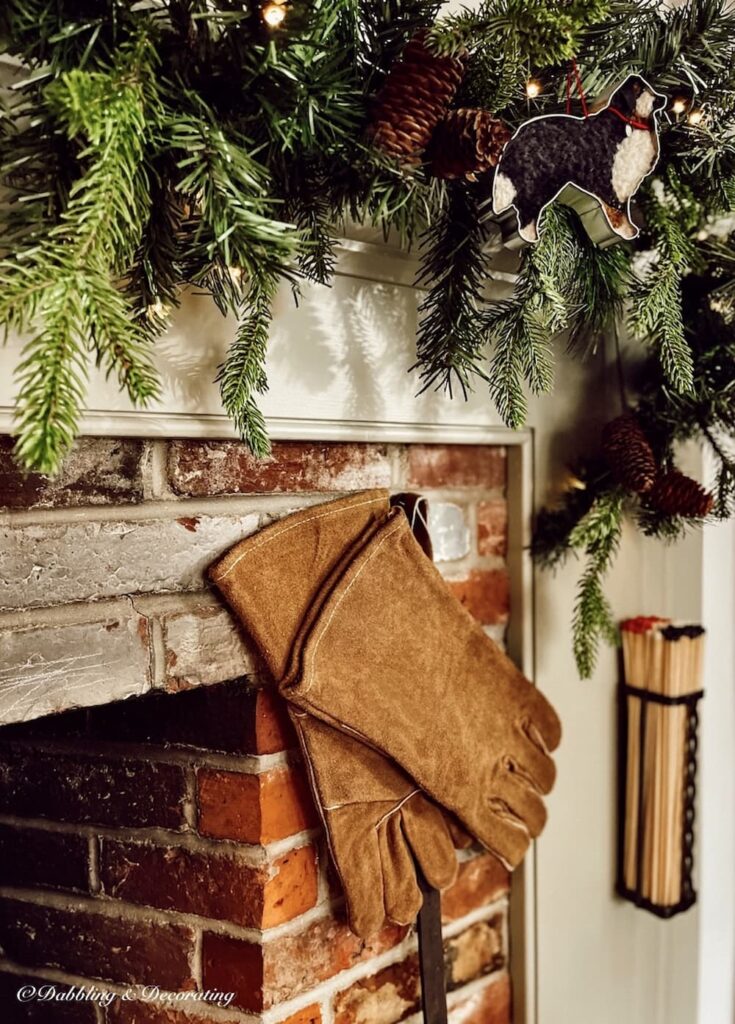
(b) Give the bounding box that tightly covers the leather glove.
[209,490,460,936]
[282,509,561,869]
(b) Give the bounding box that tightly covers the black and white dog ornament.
[492,75,667,243]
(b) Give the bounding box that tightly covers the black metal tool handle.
[417,869,448,1024]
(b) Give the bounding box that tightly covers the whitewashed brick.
[0,613,150,725]
[0,514,259,611]
[428,502,470,562]
[162,604,255,688]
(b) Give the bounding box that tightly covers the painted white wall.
[697,506,735,1024]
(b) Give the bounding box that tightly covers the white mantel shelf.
[0,233,521,445]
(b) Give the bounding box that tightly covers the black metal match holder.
[616,679,704,919]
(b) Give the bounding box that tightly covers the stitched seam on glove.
[374,789,420,828]
[212,494,389,581]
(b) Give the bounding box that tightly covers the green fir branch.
[414,185,491,399]
[0,34,161,471]
[216,274,279,458]
[568,490,625,678]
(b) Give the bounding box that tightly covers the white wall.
[697,508,735,1024]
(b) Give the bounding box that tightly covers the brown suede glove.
[209,491,459,936]
[282,509,561,870]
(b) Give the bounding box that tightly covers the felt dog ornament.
[493,74,667,242]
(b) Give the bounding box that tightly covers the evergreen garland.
[2,1,735,675]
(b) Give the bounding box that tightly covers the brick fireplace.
[0,437,513,1024]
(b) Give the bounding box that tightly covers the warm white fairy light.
[687,107,705,126]
[525,79,542,99]
[671,97,687,115]
[262,2,286,27]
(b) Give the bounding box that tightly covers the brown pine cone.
[648,469,714,518]
[428,108,511,180]
[602,414,657,494]
[368,31,467,164]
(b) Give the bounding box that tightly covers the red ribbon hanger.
[566,59,651,131]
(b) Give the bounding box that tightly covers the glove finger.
[401,794,458,891]
[493,770,547,838]
[329,806,386,939]
[526,688,562,753]
[482,805,531,869]
[513,726,557,795]
[379,812,423,926]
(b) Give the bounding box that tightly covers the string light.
[671,97,687,115]
[687,108,704,126]
[228,265,244,286]
[262,2,286,27]
[525,79,542,99]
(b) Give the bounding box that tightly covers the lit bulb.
[262,2,286,27]
[228,265,243,285]
[525,79,542,99]
[687,108,704,126]
[671,97,687,115]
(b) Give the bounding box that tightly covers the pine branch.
[568,490,624,678]
[428,0,610,64]
[0,34,161,472]
[484,205,590,427]
[629,259,694,392]
[629,176,701,394]
[216,273,279,458]
[413,185,491,399]
[170,108,303,281]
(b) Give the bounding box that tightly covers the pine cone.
[368,31,467,164]
[648,469,714,518]
[428,108,511,180]
[602,414,657,493]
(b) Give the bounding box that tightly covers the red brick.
[0,437,146,510]
[263,846,319,927]
[168,441,392,496]
[254,689,298,755]
[0,748,187,829]
[450,974,511,1024]
[444,918,505,990]
[0,823,89,892]
[262,916,407,1008]
[333,955,420,1024]
[201,933,263,1013]
[441,854,510,923]
[407,446,506,490]
[278,1005,322,1024]
[447,570,509,625]
[201,916,406,1012]
[100,839,317,928]
[0,970,98,1023]
[0,898,195,988]
[476,500,508,557]
[197,766,318,844]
